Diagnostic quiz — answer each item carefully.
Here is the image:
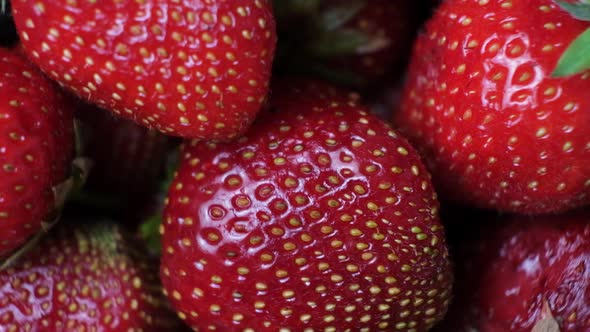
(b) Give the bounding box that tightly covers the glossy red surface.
[161,82,453,331]
[0,49,73,257]
[12,0,277,140]
[436,211,590,331]
[0,222,180,331]
[395,0,590,214]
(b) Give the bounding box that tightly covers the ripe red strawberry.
[319,0,420,82]
[161,81,453,331]
[435,210,590,332]
[394,0,590,214]
[77,105,179,212]
[0,220,182,331]
[12,0,277,140]
[275,0,420,86]
[0,48,73,258]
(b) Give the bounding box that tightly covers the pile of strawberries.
[0,0,588,331]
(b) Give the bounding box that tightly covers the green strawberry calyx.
[276,0,388,57]
[139,150,180,256]
[273,0,386,87]
[552,0,590,77]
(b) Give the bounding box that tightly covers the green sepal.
[140,214,163,255]
[552,27,590,77]
[138,150,179,256]
[309,28,370,57]
[321,0,367,30]
[308,28,389,58]
[554,0,590,21]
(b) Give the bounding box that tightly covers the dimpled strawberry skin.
[395,0,590,214]
[0,222,181,331]
[161,83,453,331]
[12,0,277,140]
[0,49,73,257]
[438,211,590,331]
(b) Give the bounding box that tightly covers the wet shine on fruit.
[161,82,453,331]
[0,49,73,258]
[12,0,277,140]
[395,0,590,214]
[0,221,181,331]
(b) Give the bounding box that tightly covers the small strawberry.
[12,0,277,140]
[161,81,453,331]
[435,210,590,332]
[0,220,182,331]
[0,48,74,258]
[76,105,179,216]
[394,0,590,214]
[275,0,420,87]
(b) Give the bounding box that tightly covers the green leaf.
[321,0,367,31]
[309,29,370,57]
[138,150,178,256]
[554,0,590,21]
[552,27,590,77]
[140,214,162,255]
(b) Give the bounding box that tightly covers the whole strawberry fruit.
[76,105,178,215]
[435,210,590,332]
[0,220,182,331]
[394,0,590,214]
[161,81,453,331]
[12,0,277,140]
[0,48,73,258]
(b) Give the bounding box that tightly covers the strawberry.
[275,0,420,87]
[0,48,74,258]
[0,220,182,331]
[317,0,420,82]
[76,105,179,216]
[435,210,590,332]
[160,81,453,331]
[394,0,590,214]
[11,0,277,140]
